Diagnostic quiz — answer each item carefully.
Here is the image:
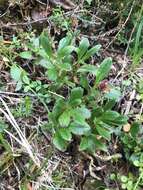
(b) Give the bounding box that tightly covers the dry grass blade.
[0,96,40,167]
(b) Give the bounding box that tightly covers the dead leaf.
[71,16,79,28]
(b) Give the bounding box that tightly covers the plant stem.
[133,170,143,190]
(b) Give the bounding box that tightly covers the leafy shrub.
[10,31,128,152]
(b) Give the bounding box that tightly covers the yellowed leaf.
[123,123,131,132]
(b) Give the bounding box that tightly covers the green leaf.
[69,99,82,107]
[72,107,91,122]
[19,51,32,59]
[58,46,75,58]
[72,110,86,124]
[92,135,107,151]
[40,31,52,57]
[22,74,30,85]
[102,111,128,126]
[130,122,140,137]
[82,45,101,61]
[58,36,71,52]
[92,107,104,118]
[103,100,116,111]
[77,38,90,60]
[59,62,72,71]
[59,128,72,141]
[77,64,97,75]
[102,111,120,121]
[10,65,22,81]
[16,80,22,91]
[38,59,52,69]
[96,57,112,84]
[53,133,68,151]
[24,85,31,92]
[78,106,91,119]
[96,124,111,140]
[59,110,71,126]
[0,121,7,133]
[70,87,83,101]
[105,88,121,101]
[69,122,90,135]
[113,116,128,125]
[85,0,92,5]
[80,135,107,152]
[52,99,66,119]
[46,67,58,81]
[79,137,90,151]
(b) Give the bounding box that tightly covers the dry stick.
[0,91,36,97]
[139,103,143,116]
[0,97,40,167]
[104,0,136,51]
[0,107,38,164]
[0,8,85,28]
[3,129,24,146]
[1,17,50,27]
[124,90,136,115]
[0,90,65,99]
[0,4,11,18]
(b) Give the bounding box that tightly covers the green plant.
[120,174,135,190]
[9,31,128,153]
[50,7,71,31]
[118,121,143,190]
[85,0,92,5]
[130,5,143,67]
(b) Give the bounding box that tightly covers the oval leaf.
[19,51,32,59]
[69,122,91,135]
[59,110,71,126]
[96,57,112,84]
[53,133,68,151]
[40,31,52,57]
[59,128,72,141]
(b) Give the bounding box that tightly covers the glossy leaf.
[102,111,128,126]
[19,51,32,59]
[59,128,72,141]
[10,65,22,81]
[22,75,30,85]
[40,31,52,57]
[16,80,23,91]
[69,122,90,135]
[105,88,121,101]
[52,99,66,119]
[93,136,107,151]
[96,57,112,84]
[102,111,120,121]
[58,36,71,52]
[46,67,58,81]
[77,64,97,75]
[70,87,83,101]
[79,137,90,151]
[130,122,140,137]
[58,46,75,58]
[77,37,90,60]
[53,133,67,151]
[82,45,101,61]
[59,110,71,126]
[96,124,111,140]
[59,62,72,71]
[38,59,52,69]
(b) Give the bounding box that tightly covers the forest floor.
[0,1,143,190]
